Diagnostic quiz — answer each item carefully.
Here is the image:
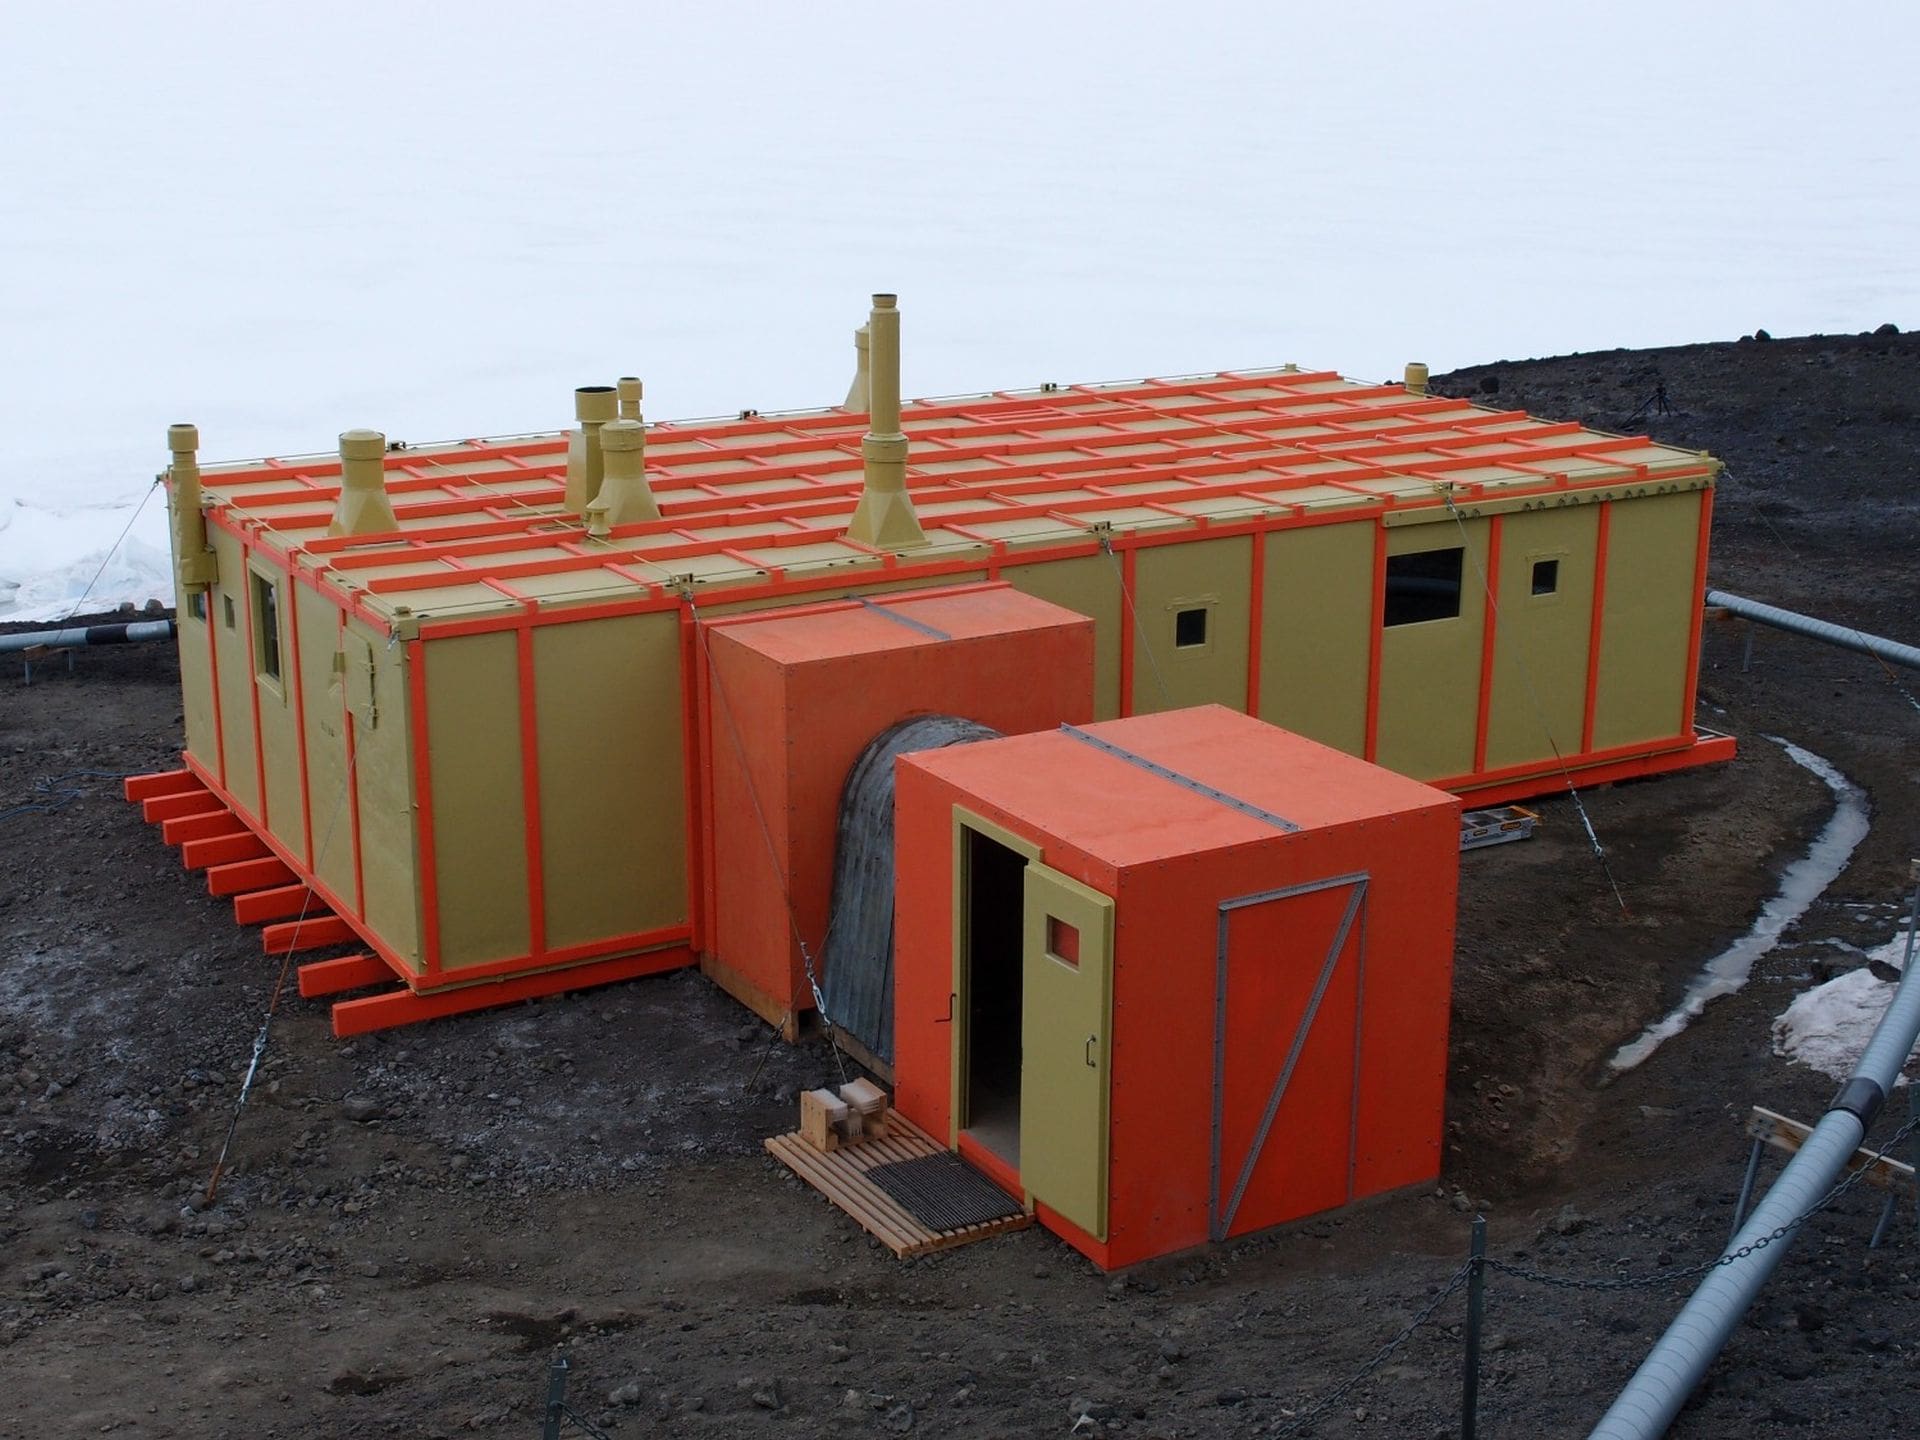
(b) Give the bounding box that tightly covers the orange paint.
[700,583,1095,1031]
[893,706,1460,1270]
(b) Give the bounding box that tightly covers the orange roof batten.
[185,368,1717,628]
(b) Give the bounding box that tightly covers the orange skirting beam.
[163,809,247,846]
[181,830,270,870]
[143,788,225,824]
[124,769,205,802]
[298,953,394,999]
[329,945,694,1037]
[207,855,295,897]
[1455,729,1737,807]
[234,883,319,926]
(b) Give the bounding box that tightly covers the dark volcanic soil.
[3,328,1919,1439]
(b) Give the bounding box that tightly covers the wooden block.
[839,1078,889,1117]
[801,1088,849,1152]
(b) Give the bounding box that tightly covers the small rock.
[1793,1302,1826,1333]
[1354,1405,1369,1421]
[751,1381,782,1410]
[884,1400,915,1433]
[1868,959,1903,984]
[78,1209,100,1231]
[352,1260,381,1278]
[1874,321,1900,336]
[608,1383,641,1407]
[1069,1396,1108,1422]
[176,1275,199,1294]
[1754,328,1772,341]
[1217,1388,1248,1406]
[826,1342,851,1364]
[1157,1338,1186,1361]
[1552,1204,1588,1236]
[340,1095,382,1124]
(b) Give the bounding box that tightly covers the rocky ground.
[2,327,1917,1438]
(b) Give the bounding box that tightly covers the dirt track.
[3,328,1918,1438]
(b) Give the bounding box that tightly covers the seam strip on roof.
[1058,725,1300,833]
[847,595,952,642]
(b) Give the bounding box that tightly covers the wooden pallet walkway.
[766,1112,1032,1258]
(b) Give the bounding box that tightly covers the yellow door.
[1020,863,1115,1240]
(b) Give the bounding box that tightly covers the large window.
[1383,546,1464,626]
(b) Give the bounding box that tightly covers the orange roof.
[903,704,1459,868]
[189,367,1716,627]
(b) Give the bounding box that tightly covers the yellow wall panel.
[207,530,258,815]
[1592,491,1701,750]
[294,584,357,905]
[175,579,219,778]
[1002,555,1123,720]
[248,560,305,859]
[422,631,530,967]
[535,613,689,951]
[1484,506,1599,771]
[1377,519,1488,782]
[1129,537,1253,716]
[1257,523,1373,754]
[347,621,421,968]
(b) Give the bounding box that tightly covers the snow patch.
[1773,924,1919,1084]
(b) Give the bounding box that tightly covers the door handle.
[1084,1034,1098,1069]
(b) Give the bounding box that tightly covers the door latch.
[1084,1034,1098,1068]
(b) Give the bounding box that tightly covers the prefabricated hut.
[141,294,1732,1035]
[890,705,1461,1270]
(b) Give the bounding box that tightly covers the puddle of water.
[1609,738,1869,1072]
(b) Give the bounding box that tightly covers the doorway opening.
[962,826,1027,1164]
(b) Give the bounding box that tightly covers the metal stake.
[1869,1191,1898,1249]
[542,1353,570,1440]
[1741,624,1755,673]
[1462,1214,1486,1440]
[1731,1137,1766,1239]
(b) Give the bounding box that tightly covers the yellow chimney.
[617,376,643,422]
[586,417,661,534]
[1405,361,1430,396]
[844,323,871,411]
[166,424,218,588]
[565,385,618,515]
[846,294,927,550]
[328,429,401,538]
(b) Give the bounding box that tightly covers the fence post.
[542,1353,570,1440]
[1462,1214,1486,1440]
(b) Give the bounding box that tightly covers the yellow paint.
[1592,490,1701,749]
[247,559,305,858]
[1377,517,1489,780]
[1001,555,1123,720]
[565,386,617,515]
[1019,861,1114,1241]
[422,632,530,966]
[534,612,688,950]
[1258,522,1372,753]
[1484,506,1599,770]
[1130,536,1253,715]
[295,582,357,904]
[166,424,217,589]
[327,429,399,538]
[949,807,1042,1148]
[352,620,421,969]
[207,529,259,815]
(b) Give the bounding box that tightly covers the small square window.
[1174,607,1208,648]
[186,591,207,622]
[222,594,236,629]
[251,572,282,682]
[1531,559,1560,596]
[1047,916,1081,968]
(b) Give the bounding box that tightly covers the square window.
[1174,607,1208,648]
[1383,546,1464,626]
[186,591,206,622]
[1531,558,1560,596]
[251,572,282,681]
[1047,916,1081,968]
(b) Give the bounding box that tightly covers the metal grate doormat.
[866,1152,1026,1233]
